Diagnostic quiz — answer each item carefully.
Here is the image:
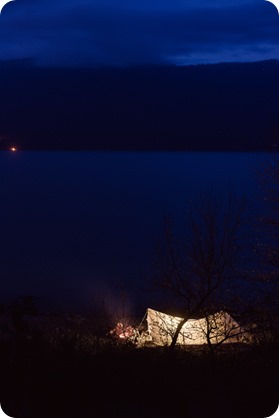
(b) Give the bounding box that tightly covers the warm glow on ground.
[110,322,134,339]
[10,147,17,152]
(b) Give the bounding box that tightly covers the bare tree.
[154,191,246,349]
[201,310,252,354]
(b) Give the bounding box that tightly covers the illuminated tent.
[146,308,248,346]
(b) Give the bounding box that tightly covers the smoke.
[80,278,134,325]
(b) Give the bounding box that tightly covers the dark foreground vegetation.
[0,326,278,418]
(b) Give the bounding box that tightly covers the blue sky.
[0,0,278,66]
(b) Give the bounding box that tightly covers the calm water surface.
[0,151,273,313]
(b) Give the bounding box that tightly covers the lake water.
[0,151,274,314]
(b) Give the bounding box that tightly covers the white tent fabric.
[146,308,245,346]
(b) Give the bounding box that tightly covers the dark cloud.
[0,0,278,66]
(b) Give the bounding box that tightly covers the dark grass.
[0,335,278,418]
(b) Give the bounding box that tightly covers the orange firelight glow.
[10,147,17,152]
[110,322,135,339]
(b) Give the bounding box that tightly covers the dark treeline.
[0,59,278,151]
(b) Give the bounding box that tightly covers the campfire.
[110,322,135,339]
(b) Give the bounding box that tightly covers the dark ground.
[0,333,278,418]
[0,59,279,152]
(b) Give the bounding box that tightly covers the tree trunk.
[169,317,189,349]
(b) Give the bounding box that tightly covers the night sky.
[0,0,278,315]
[0,0,278,67]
